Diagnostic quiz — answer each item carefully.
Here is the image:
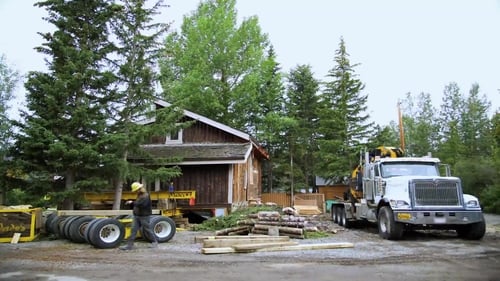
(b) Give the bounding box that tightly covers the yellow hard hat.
[131,182,143,192]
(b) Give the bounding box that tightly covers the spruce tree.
[284,64,320,193]
[15,0,117,209]
[316,38,373,183]
[107,0,181,209]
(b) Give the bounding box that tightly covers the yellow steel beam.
[84,190,196,201]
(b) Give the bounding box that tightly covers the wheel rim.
[154,221,173,239]
[379,214,388,233]
[98,223,122,243]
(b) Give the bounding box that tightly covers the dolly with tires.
[44,190,195,248]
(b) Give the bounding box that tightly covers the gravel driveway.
[0,213,499,281]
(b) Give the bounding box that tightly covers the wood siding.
[147,119,245,145]
[318,185,348,200]
[183,121,245,143]
[170,165,228,206]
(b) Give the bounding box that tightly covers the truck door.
[363,164,375,200]
[373,164,382,196]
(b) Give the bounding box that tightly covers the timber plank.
[201,247,235,254]
[254,242,354,252]
[203,236,290,248]
[232,241,299,253]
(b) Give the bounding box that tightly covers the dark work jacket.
[131,192,153,216]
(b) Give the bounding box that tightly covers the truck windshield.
[380,162,439,178]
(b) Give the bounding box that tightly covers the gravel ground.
[0,213,499,281]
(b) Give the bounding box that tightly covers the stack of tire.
[44,213,176,249]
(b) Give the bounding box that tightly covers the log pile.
[215,211,308,239]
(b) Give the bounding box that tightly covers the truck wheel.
[338,208,345,226]
[68,216,94,243]
[83,218,103,243]
[456,214,486,240]
[88,218,125,249]
[341,208,351,228]
[60,216,80,239]
[332,206,339,224]
[142,216,176,243]
[378,206,403,240]
[44,212,57,234]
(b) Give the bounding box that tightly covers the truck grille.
[411,179,462,207]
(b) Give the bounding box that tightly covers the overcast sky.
[1,0,499,125]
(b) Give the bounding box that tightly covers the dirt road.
[1,214,499,281]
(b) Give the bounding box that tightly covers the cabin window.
[166,128,183,144]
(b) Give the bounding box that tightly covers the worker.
[120,182,158,250]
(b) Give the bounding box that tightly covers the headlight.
[390,200,410,209]
[466,200,479,208]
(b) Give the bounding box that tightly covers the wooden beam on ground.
[253,242,354,252]
[195,234,275,243]
[201,247,236,254]
[232,241,299,253]
[203,236,290,248]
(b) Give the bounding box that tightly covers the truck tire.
[378,206,404,240]
[456,214,486,240]
[44,212,57,234]
[49,215,67,238]
[68,216,94,243]
[87,218,125,249]
[83,218,103,243]
[60,216,80,239]
[340,208,352,228]
[332,206,339,224]
[338,208,344,227]
[142,216,176,243]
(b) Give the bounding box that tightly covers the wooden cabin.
[128,100,269,215]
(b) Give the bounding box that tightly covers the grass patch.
[192,205,281,231]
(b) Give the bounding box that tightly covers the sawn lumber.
[203,236,290,248]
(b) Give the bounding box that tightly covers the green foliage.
[480,184,500,214]
[0,55,20,204]
[193,205,280,231]
[283,64,320,192]
[454,157,495,197]
[159,0,280,135]
[399,92,439,157]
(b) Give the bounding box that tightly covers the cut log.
[228,229,250,236]
[257,211,281,220]
[253,220,305,227]
[253,224,304,235]
[215,226,251,236]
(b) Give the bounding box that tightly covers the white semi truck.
[330,147,486,240]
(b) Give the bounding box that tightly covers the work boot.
[120,242,134,251]
[150,241,158,248]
